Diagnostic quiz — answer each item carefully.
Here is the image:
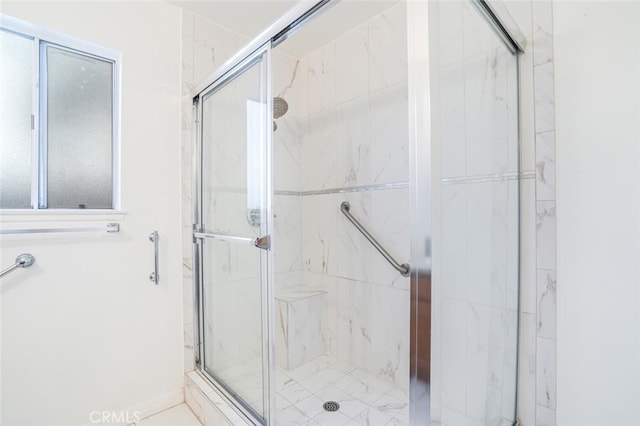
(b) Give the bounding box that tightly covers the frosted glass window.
[0,29,33,208]
[45,45,113,209]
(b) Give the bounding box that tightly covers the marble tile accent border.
[441,170,533,185]
[277,182,410,197]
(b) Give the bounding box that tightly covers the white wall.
[554,2,640,425]
[0,2,184,425]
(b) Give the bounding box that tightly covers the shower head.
[273,96,289,119]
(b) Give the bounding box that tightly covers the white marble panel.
[536,269,556,340]
[440,297,467,415]
[500,309,519,421]
[466,182,508,307]
[303,271,339,355]
[442,184,467,300]
[536,337,556,409]
[533,62,555,133]
[536,201,556,270]
[518,312,537,426]
[502,0,533,40]
[369,2,408,92]
[520,179,537,315]
[273,116,302,192]
[369,82,409,183]
[535,405,556,426]
[337,191,373,284]
[464,50,509,176]
[436,0,464,68]
[465,304,507,424]
[535,131,556,201]
[371,189,410,290]
[505,180,520,311]
[301,194,338,275]
[335,25,369,104]
[532,0,553,66]
[193,15,239,85]
[336,96,371,186]
[307,43,336,115]
[273,195,302,274]
[301,109,337,191]
[462,2,501,58]
[439,61,466,179]
[519,41,536,172]
[337,278,409,390]
[181,28,195,97]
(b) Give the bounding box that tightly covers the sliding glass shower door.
[194,46,273,423]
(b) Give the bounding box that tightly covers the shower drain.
[323,401,340,412]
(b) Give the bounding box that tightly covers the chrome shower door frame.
[193,42,275,425]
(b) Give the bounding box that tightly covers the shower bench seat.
[274,285,328,370]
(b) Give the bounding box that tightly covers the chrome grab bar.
[149,231,159,284]
[340,201,410,277]
[0,223,120,235]
[0,253,36,278]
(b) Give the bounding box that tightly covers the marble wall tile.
[535,405,556,426]
[301,109,337,191]
[518,312,537,426]
[335,96,371,186]
[368,2,408,93]
[464,50,509,176]
[273,116,302,192]
[335,25,369,104]
[439,62,466,179]
[337,191,373,283]
[442,183,467,300]
[436,0,464,68]
[440,297,467,415]
[532,0,553,66]
[535,131,556,201]
[520,179,537,315]
[503,1,533,40]
[536,337,556,410]
[193,15,239,85]
[369,82,409,184]
[301,194,338,275]
[466,182,509,308]
[273,195,302,274]
[337,278,410,390]
[536,269,556,340]
[500,309,519,421]
[533,62,555,133]
[462,2,500,58]
[519,44,536,173]
[302,272,339,355]
[370,188,410,290]
[307,43,336,116]
[182,27,194,96]
[535,201,556,270]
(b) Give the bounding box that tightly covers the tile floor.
[275,355,409,426]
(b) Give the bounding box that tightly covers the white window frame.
[0,14,121,211]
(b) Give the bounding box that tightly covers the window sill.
[0,209,126,223]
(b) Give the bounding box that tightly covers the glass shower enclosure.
[191,1,525,424]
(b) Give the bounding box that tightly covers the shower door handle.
[254,234,270,250]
